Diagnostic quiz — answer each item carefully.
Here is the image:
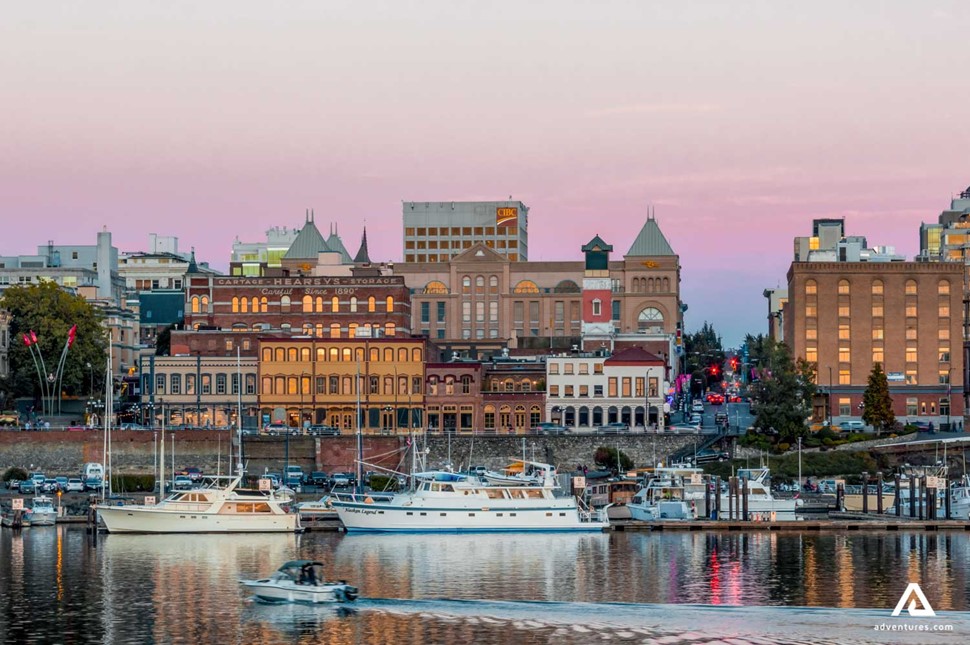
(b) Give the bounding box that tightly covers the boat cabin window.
[484,489,505,499]
[234,502,272,513]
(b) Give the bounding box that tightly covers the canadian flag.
[22,333,32,347]
[67,324,77,348]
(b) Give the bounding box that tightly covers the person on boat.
[300,563,317,586]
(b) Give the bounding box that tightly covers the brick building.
[257,337,426,434]
[785,261,965,428]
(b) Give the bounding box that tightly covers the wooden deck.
[610,517,970,532]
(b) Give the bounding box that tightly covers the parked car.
[84,477,104,492]
[599,422,629,434]
[691,449,729,464]
[30,472,46,487]
[307,425,340,436]
[6,479,21,491]
[839,420,866,432]
[284,466,304,491]
[533,422,569,435]
[264,473,283,489]
[121,422,148,430]
[19,479,36,494]
[330,472,356,488]
[468,465,487,477]
[43,478,59,493]
[262,423,288,436]
[55,476,69,491]
[667,424,701,434]
[173,475,193,490]
[66,478,85,493]
[310,471,329,487]
[177,466,204,482]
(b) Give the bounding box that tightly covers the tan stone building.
[257,336,426,434]
[785,261,965,428]
[394,216,682,359]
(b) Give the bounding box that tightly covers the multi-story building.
[545,347,667,431]
[785,260,964,428]
[257,336,426,433]
[139,354,258,429]
[794,218,904,262]
[426,362,483,433]
[229,214,355,277]
[395,218,682,365]
[481,359,546,433]
[402,200,529,263]
[763,288,788,342]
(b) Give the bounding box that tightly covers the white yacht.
[242,560,358,604]
[950,475,970,520]
[330,471,609,533]
[718,468,802,521]
[26,496,58,526]
[96,476,302,533]
[628,465,706,521]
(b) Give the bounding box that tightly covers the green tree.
[594,447,633,473]
[862,363,895,432]
[749,338,816,443]
[154,323,176,356]
[684,321,726,388]
[0,282,108,403]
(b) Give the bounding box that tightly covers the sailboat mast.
[355,360,363,495]
[236,346,243,476]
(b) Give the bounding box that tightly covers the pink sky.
[2,2,969,345]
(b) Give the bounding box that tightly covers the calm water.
[2,527,969,644]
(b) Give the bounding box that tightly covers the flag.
[23,333,32,347]
[406,436,412,447]
[30,330,38,344]
[67,324,77,348]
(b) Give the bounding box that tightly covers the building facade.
[257,337,426,434]
[139,354,259,429]
[546,347,666,431]
[785,261,965,428]
[403,200,529,263]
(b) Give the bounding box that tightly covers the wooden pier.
[610,518,970,532]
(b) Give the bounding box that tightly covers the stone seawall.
[0,430,697,477]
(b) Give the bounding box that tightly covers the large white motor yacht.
[96,476,301,533]
[331,471,609,533]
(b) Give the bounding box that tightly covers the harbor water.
[2,526,969,644]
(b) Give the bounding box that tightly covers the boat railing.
[330,491,395,504]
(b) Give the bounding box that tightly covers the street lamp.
[797,436,802,489]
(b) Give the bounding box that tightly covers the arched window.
[342,348,352,361]
[315,296,324,312]
[260,297,268,312]
[232,297,240,313]
[398,348,408,362]
[370,348,379,362]
[201,296,209,311]
[462,276,471,294]
[191,296,200,313]
[302,295,312,311]
[384,348,394,362]
[368,296,376,312]
[386,296,394,312]
[350,296,358,312]
[484,405,496,430]
[274,376,285,394]
[905,279,918,295]
[300,347,311,362]
[475,276,485,294]
[315,323,324,337]
[261,376,272,395]
[938,280,950,295]
[489,276,499,293]
[261,347,272,362]
[302,323,313,335]
[329,348,339,361]
[331,296,339,312]
[838,279,850,295]
[662,277,670,291]
[412,348,422,362]
[355,347,364,362]
[385,322,396,336]
[274,348,284,362]
[241,298,249,313]
[424,281,448,294]
[348,322,358,338]
[287,348,297,361]
[554,280,580,293]
[280,295,291,313]
[330,323,341,338]
[637,307,664,333]
[513,280,539,294]
[317,348,326,362]
[872,280,884,295]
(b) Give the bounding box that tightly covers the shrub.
[777,442,790,453]
[110,474,156,492]
[594,447,633,472]
[3,466,28,482]
[368,474,399,492]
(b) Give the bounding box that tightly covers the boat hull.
[97,506,301,533]
[332,500,608,533]
[242,580,357,604]
[25,512,56,526]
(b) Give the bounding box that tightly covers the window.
[906,398,918,416]
[549,363,559,374]
[579,363,589,375]
[594,363,603,374]
[872,328,884,340]
[231,297,239,313]
[564,363,574,375]
[805,280,817,295]
[635,378,644,398]
[513,280,539,294]
[939,370,951,384]
[839,398,851,416]
[368,296,376,312]
[905,280,917,295]
[838,305,850,317]
[806,305,818,317]
[246,374,256,395]
[350,296,358,312]
[216,374,227,395]
[906,347,918,363]
[905,304,917,317]
[838,347,850,362]
[421,302,430,323]
[939,280,950,295]
[280,295,290,313]
[592,299,601,316]
[939,327,950,340]
[940,302,950,317]
[806,328,817,340]
[564,385,574,397]
[386,296,394,312]
[608,378,617,397]
[838,323,850,340]
[872,304,884,317]
[437,302,446,323]
[905,370,917,385]
[871,280,883,295]
[838,279,850,295]
[549,384,560,397]
[186,374,196,395]
[838,370,850,385]
[872,348,884,363]
[579,385,589,397]
[155,374,165,394]
[906,326,917,340]
[594,385,603,397]
[806,347,817,363]
[171,374,181,394]
[201,374,212,395]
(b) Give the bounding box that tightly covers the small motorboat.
[26,496,57,526]
[241,561,358,604]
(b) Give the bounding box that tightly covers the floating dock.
[611,518,970,532]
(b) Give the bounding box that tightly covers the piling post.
[836,482,844,511]
[945,480,952,520]
[741,476,749,521]
[714,476,722,520]
[918,476,925,521]
[928,484,937,520]
[895,474,902,517]
[861,471,869,514]
[909,476,916,518]
[877,472,884,514]
[704,477,712,520]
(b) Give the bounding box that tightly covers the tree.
[684,321,726,388]
[594,447,633,473]
[749,338,816,443]
[0,282,108,403]
[155,324,176,356]
[862,363,895,432]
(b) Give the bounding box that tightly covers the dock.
[610,518,970,532]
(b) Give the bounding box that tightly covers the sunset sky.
[2,2,969,345]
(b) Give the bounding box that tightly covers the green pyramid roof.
[325,224,353,263]
[284,211,332,260]
[626,217,675,257]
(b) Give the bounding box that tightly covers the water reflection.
[1,527,969,644]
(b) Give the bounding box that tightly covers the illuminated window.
[872,348,884,363]
[905,304,917,317]
[386,296,394,312]
[806,329,817,340]
[231,297,239,313]
[839,370,851,385]
[906,327,917,340]
[806,347,818,362]
[424,281,448,294]
[905,370,917,385]
[906,347,918,363]
[513,280,539,294]
[939,280,950,295]
[939,327,950,340]
[905,280,917,295]
[838,324,850,340]
[872,328,884,340]
[805,280,817,295]
[805,305,817,316]
[838,347,850,362]
[368,296,376,312]
[838,280,850,295]
[872,305,884,317]
[871,280,883,295]
[838,305,850,317]
[939,303,950,317]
